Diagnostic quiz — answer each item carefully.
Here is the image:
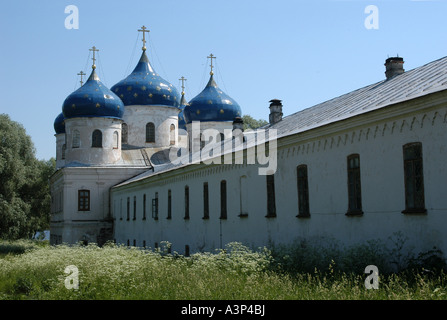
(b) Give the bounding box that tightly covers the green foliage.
[242,115,268,131]
[269,233,446,277]
[0,114,55,240]
[0,240,446,300]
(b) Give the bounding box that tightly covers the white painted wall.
[55,133,66,168]
[50,166,148,244]
[111,99,447,257]
[123,105,179,148]
[64,117,122,165]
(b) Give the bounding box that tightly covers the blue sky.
[1,0,446,160]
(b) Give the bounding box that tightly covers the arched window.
[146,122,155,143]
[92,130,102,148]
[121,123,128,144]
[113,131,119,149]
[170,124,175,145]
[61,144,66,160]
[72,130,80,148]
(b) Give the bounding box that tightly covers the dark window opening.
[146,122,155,143]
[266,175,276,217]
[297,165,310,218]
[203,182,209,219]
[220,180,227,219]
[347,154,363,215]
[152,192,159,220]
[184,186,189,219]
[78,190,90,211]
[167,189,172,219]
[92,129,102,148]
[403,143,426,214]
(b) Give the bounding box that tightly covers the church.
[50,26,447,258]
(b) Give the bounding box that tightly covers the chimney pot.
[269,99,283,124]
[385,57,405,80]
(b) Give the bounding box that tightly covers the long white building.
[50,29,447,258]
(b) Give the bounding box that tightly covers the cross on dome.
[77,71,86,86]
[207,54,216,75]
[89,46,99,69]
[179,76,187,95]
[138,25,150,51]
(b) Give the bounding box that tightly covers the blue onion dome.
[54,112,65,134]
[110,50,180,108]
[62,68,124,119]
[183,74,242,123]
[178,93,188,130]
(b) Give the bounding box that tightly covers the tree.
[0,114,55,239]
[242,115,268,131]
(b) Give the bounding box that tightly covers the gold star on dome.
[72,104,76,108]
[134,93,138,98]
[96,103,101,108]
[196,110,200,115]
[141,86,146,91]
[148,93,153,98]
[220,109,224,114]
[207,100,213,105]
[127,86,132,91]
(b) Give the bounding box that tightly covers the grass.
[0,239,446,300]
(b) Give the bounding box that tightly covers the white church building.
[50,27,447,258]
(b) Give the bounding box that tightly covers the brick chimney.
[269,99,283,125]
[385,57,404,80]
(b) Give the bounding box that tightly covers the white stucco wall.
[64,117,122,165]
[123,105,179,148]
[50,166,148,245]
[111,95,447,257]
[55,133,66,168]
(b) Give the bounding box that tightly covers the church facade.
[50,29,447,258]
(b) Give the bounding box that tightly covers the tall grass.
[0,239,446,300]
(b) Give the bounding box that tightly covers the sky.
[1,0,446,160]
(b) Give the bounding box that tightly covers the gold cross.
[77,71,86,86]
[207,53,216,75]
[89,46,99,69]
[179,76,187,95]
[138,25,150,51]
